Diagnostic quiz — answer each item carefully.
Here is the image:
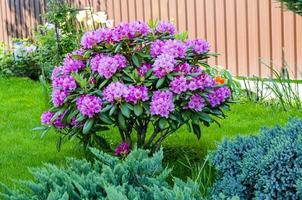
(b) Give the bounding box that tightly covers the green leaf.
[32,126,48,131]
[99,79,108,89]
[101,104,112,113]
[198,113,212,123]
[192,123,201,139]
[156,78,165,89]
[159,118,168,129]
[56,137,62,152]
[51,108,65,123]
[109,105,117,116]
[67,110,79,123]
[131,54,141,67]
[83,118,94,134]
[118,113,126,130]
[99,114,114,124]
[94,135,111,150]
[134,104,143,116]
[120,103,131,118]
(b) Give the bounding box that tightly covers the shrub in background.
[0,148,202,200]
[278,0,302,15]
[38,20,233,153]
[210,118,302,199]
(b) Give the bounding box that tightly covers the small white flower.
[45,23,55,30]
[76,10,87,22]
[93,11,107,24]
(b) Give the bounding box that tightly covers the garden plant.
[39,20,233,153]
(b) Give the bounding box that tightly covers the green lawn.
[0,77,301,186]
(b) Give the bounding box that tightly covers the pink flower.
[124,85,149,104]
[150,90,175,118]
[115,141,130,156]
[76,95,102,118]
[152,54,176,78]
[188,94,205,112]
[102,82,129,103]
[169,76,188,94]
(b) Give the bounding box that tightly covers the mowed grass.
[0,77,302,186]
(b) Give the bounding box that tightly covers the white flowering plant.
[38,21,234,154]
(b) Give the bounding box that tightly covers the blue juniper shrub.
[0,148,202,200]
[210,118,302,199]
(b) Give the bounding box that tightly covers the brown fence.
[0,0,302,78]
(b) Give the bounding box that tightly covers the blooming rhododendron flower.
[124,86,149,104]
[52,76,77,91]
[138,63,152,77]
[186,39,210,54]
[92,54,127,78]
[188,94,205,112]
[161,39,187,58]
[76,95,102,118]
[115,141,130,156]
[208,87,231,107]
[169,76,188,94]
[52,90,69,107]
[173,63,191,74]
[81,31,97,49]
[63,53,85,74]
[150,90,175,118]
[41,111,54,125]
[150,40,165,58]
[155,21,176,35]
[152,54,177,78]
[102,82,129,103]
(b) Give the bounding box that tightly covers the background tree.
[277,0,302,15]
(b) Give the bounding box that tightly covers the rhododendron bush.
[40,21,232,153]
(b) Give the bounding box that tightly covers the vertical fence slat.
[296,15,302,78]
[151,0,160,20]
[283,11,296,78]
[168,0,177,25]
[113,0,121,26]
[195,0,206,39]
[225,0,237,75]
[135,0,144,21]
[247,0,260,76]
[259,0,272,77]
[236,0,248,76]
[159,0,168,21]
[204,0,216,66]
[128,0,136,21]
[143,0,151,22]
[120,0,128,22]
[186,0,196,38]
[215,0,227,68]
[271,1,283,76]
[176,0,186,32]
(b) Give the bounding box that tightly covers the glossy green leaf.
[83,118,94,134]
[118,113,126,130]
[134,104,143,116]
[121,103,131,118]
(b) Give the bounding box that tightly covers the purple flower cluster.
[150,90,175,118]
[186,39,210,54]
[208,87,231,107]
[187,73,216,91]
[161,39,187,58]
[173,63,191,74]
[188,94,205,112]
[76,95,102,118]
[152,54,177,78]
[150,40,165,58]
[81,31,97,49]
[63,53,86,74]
[138,63,152,77]
[115,141,130,156]
[102,82,128,103]
[91,54,127,79]
[112,21,151,41]
[80,21,151,49]
[52,76,77,91]
[125,85,149,103]
[103,82,148,104]
[170,76,188,94]
[41,111,65,129]
[52,90,69,107]
[155,21,176,35]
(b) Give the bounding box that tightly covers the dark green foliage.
[0,148,202,200]
[277,0,302,15]
[210,118,302,199]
